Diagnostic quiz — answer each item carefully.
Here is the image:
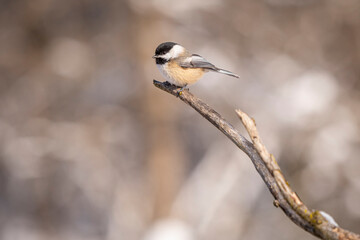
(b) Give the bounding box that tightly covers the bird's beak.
[152,55,157,59]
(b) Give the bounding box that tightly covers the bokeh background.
[0,0,360,239]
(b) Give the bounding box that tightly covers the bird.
[153,42,239,92]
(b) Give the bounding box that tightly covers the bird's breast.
[164,61,204,86]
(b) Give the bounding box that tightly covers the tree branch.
[153,80,360,240]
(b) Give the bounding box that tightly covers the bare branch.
[153,80,360,240]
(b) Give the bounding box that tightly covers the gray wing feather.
[179,54,218,70]
[179,54,239,78]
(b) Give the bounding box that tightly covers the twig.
[153,80,360,240]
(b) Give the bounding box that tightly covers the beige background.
[0,0,359,239]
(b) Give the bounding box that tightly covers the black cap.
[154,42,177,56]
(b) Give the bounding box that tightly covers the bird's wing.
[179,54,218,70]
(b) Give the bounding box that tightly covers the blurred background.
[0,0,359,239]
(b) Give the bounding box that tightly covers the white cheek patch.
[157,45,185,60]
[162,52,171,60]
[170,45,185,58]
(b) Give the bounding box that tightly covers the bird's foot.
[176,84,188,97]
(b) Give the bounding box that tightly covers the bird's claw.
[176,85,188,97]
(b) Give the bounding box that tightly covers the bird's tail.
[216,68,239,78]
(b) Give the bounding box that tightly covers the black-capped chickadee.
[153,42,239,91]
